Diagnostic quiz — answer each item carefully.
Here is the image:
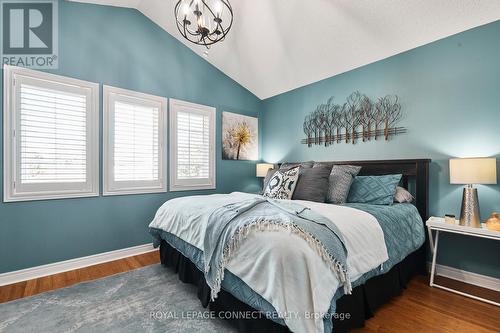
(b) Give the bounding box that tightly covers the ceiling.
[69,0,500,99]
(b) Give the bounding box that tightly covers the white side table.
[426,217,500,306]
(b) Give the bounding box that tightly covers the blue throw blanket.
[203,197,350,301]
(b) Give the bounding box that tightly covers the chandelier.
[174,0,233,48]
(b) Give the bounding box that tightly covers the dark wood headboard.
[280,159,430,274]
[283,159,431,221]
[329,159,430,221]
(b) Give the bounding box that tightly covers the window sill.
[4,191,99,203]
[169,184,216,192]
[102,187,167,196]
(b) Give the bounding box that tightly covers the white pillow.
[263,167,300,200]
[394,186,414,203]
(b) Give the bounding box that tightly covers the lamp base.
[459,186,481,228]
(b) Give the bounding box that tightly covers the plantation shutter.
[113,101,159,182]
[176,111,210,179]
[19,83,88,184]
[169,99,215,191]
[102,85,166,195]
[4,66,99,202]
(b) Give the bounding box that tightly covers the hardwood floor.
[0,251,498,332]
[353,275,500,333]
[0,251,160,304]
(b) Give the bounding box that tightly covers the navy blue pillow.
[347,174,402,205]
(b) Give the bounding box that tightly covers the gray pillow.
[292,165,331,202]
[394,186,414,203]
[279,161,314,171]
[313,162,334,170]
[261,168,278,194]
[326,165,362,204]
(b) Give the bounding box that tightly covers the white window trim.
[3,65,99,202]
[102,85,167,196]
[169,98,216,192]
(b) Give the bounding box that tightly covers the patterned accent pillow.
[347,174,402,205]
[326,165,362,204]
[263,167,300,200]
[394,186,414,203]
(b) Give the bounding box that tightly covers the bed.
[149,159,430,333]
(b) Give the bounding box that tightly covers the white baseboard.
[0,243,156,287]
[2,247,498,292]
[427,262,500,292]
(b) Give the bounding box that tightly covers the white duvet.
[149,192,388,333]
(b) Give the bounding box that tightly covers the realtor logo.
[1,0,58,68]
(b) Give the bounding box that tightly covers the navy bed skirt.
[159,239,424,333]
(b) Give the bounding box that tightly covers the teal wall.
[1,0,498,281]
[262,21,500,278]
[0,0,261,273]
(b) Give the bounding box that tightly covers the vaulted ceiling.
[70,0,500,99]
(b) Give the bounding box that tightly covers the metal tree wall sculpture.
[301,92,406,147]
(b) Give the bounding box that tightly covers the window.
[3,65,99,202]
[103,86,167,195]
[169,99,216,191]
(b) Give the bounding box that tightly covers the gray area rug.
[0,264,236,333]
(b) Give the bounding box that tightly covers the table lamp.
[449,157,497,227]
[256,163,274,178]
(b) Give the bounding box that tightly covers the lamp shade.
[449,158,497,185]
[256,163,274,177]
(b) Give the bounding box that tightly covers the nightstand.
[426,217,500,306]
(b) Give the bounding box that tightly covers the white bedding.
[149,192,388,333]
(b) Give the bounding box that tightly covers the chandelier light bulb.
[181,3,189,17]
[214,1,222,17]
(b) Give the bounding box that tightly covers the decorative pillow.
[347,174,402,205]
[263,167,300,200]
[394,186,414,203]
[260,168,278,194]
[279,161,314,171]
[291,165,331,202]
[326,165,362,204]
[313,162,334,170]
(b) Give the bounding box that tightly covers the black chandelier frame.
[174,0,233,48]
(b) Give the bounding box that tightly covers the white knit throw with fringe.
[205,217,352,301]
